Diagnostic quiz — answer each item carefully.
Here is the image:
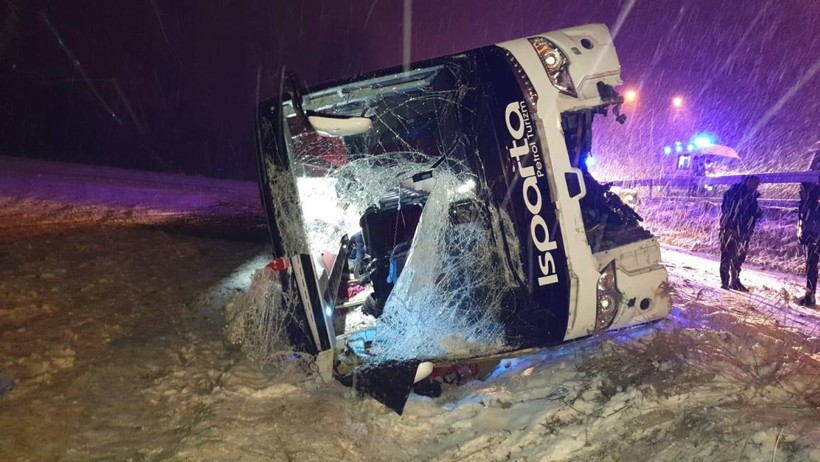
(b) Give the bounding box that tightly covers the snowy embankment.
[640,197,804,275]
[0,157,818,461]
[0,155,266,243]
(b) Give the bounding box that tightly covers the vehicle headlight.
[528,37,577,97]
[595,260,621,331]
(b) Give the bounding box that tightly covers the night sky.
[1,0,817,179]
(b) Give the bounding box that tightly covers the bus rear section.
[256,23,670,412]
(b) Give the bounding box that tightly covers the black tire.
[412,379,442,398]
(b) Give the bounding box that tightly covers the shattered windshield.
[282,62,478,257]
[281,56,516,360]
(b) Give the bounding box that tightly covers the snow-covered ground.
[641,196,804,276]
[1,157,818,461]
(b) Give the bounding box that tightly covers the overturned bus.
[256,24,670,412]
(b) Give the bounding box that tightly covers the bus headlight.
[528,37,577,97]
[595,261,621,331]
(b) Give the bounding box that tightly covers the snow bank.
[641,198,804,275]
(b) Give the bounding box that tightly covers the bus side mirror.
[308,115,372,137]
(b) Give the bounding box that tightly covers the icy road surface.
[0,157,818,461]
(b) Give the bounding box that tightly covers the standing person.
[796,148,820,306]
[719,175,762,291]
[350,231,368,279]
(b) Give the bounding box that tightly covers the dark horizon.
[1,0,817,180]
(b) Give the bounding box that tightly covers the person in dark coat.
[796,149,820,306]
[719,175,762,291]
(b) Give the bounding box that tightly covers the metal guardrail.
[609,171,820,210]
[641,196,800,209]
[610,171,820,189]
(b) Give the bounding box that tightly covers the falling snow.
[1,0,819,459]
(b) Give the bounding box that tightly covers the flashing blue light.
[687,144,694,152]
[663,146,672,155]
[693,135,715,148]
[585,155,598,168]
[324,305,333,317]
